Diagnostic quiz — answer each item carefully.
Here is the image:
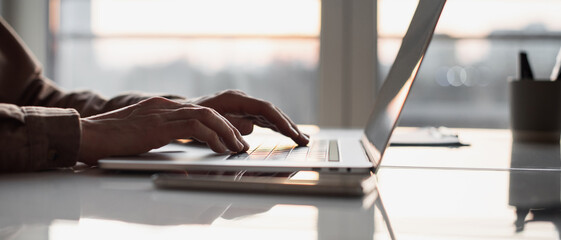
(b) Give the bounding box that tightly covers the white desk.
[0,169,393,240]
[2,128,561,239]
[383,128,561,171]
[377,168,561,239]
[379,128,561,239]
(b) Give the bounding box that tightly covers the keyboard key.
[227,153,249,160]
[234,139,335,162]
[268,152,291,160]
[328,140,340,162]
[248,155,269,160]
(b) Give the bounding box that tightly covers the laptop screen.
[362,0,446,168]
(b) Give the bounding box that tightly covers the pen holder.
[509,79,561,142]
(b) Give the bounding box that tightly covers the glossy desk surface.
[3,128,561,239]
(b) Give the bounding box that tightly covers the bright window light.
[91,0,320,37]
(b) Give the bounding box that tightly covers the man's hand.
[78,97,249,165]
[190,90,310,146]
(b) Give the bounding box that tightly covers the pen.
[519,51,534,80]
[550,47,561,81]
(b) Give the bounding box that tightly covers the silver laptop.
[99,0,446,173]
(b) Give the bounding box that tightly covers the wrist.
[78,118,102,166]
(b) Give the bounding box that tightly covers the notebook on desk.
[99,0,447,173]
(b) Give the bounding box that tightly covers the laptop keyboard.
[227,139,340,162]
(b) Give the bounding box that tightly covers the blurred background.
[1,0,560,129]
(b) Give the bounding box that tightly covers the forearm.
[0,104,80,172]
[20,76,155,117]
[19,75,189,117]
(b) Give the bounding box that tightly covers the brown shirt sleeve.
[0,103,80,172]
[0,17,183,172]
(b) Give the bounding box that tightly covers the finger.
[253,120,279,132]
[196,92,305,146]
[162,107,245,152]
[240,100,307,146]
[140,106,249,151]
[242,101,298,136]
[243,115,279,132]
[225,115,254,135]
[275,106,310,146]
[242,113,309,146]
[204,110,249,151]
[164,119,228,153]
[218,114,250,152]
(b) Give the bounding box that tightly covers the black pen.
[519,51,534,80]
[550,47,561,81]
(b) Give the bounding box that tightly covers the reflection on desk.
[383,128,561,171]
[510,141,561,235]
[0,170,395,240]
[377,135,561,239]
[377,168,561,239]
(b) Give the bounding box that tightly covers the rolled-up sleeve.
[0,103,80,172]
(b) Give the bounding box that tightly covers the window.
[379,0,561,128]
[52,0,560,129]
[52,0,320,124]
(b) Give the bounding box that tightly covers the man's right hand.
[78,97,249,166]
